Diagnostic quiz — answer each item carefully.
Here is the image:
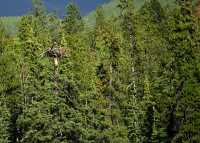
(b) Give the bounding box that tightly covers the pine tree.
[0,19,22,143]
[17,2,102,142]
[16,14,56,142]
[0,20,19,95]
[0,21,12,143]
[0,20,7,54]
[138,1,169,142]
[118,1,147,142]
[0,0,200,143]
[31,0,46,17]
[63,1,84,34]
[84,7,129,142]
[159,0,200,142]
[0,98,10,143]
[95,6,106,30]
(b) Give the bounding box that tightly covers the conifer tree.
[84,7,129,142]
[0,20,19,95]
[16,14,57,142]
[0,0,200,143]
[0,98,10,143]
[0,19,22,143]
[118,1,147,142]
[159,0,200,142]
[0,20,7,54]
[63,1,84,34]
[137,1,169,142]
[16,2,105,143]
[31,0,46,17]
[0,21,12,143]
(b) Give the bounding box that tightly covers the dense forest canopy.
[0,0,200,143]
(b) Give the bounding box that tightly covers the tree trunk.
[54,57,59,95]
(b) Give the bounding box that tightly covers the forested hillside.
[84,0,198,26]
[0,0,200,143]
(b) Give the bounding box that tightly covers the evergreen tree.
[95,6,106,30]
[0,0,200,143]
[16,14,55,142]
[31,0,46,17]
[0,20,8,54]
[156,0,200,142]
[0,19,22,143]
[138,1,169,142]
[118,1,146,142]
[0,98,10,143]
[0,20,19,95]
[86,7,129,142]
[63,1,84,34]
[0,21,12,143]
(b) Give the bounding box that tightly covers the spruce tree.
[138,1,169,142]
[0,20,12,143]
[0,98,10,143]
[31,0,46,17]
[0,18,23,142]
[159,0,200,142]
[0,0,199,143]
[85,7,129,143]
[16,14,56,142]
[118,1,147,142]
[63,1,84,34]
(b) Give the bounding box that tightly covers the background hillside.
[84,0,173,26]
[0,0,199,34]
[84,0,198,26]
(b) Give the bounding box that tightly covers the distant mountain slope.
[83,0,173,26]
[84,0,119,26]
[0,0,199,34]
[84,0,198,27]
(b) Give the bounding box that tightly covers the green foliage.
[0,97,10,143]
[31,0,46,17]
[0,0,200,143]
[0,20,20,95]
[0,20,8,53]
[165,1,200,142]
[63,2,84,34]
[17,95,82,143]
